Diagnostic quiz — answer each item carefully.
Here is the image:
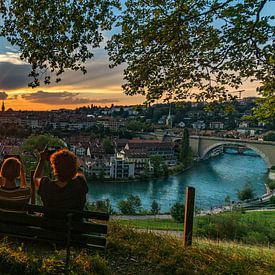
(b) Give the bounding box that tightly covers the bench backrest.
[0,203,109,250]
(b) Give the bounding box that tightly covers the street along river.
[87,151,268,212]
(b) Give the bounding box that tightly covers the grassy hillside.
[118,211,275,246]
[0,221,274,274]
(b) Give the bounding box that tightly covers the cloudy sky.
[0,33,148,110]
[1,1,273,111]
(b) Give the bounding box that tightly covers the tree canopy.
[248,80,275,123]
[21,134,65,155]
[108,0,274,103]
[0,0,120,87]
[0,0,274,103]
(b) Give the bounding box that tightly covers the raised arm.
[19,161,27,188]
[33,148,48,188]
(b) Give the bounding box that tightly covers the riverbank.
[87,163,193,183]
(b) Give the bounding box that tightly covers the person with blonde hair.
[0,156,31,206]
[33,148,88,213]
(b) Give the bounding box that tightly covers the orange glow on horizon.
[4,80,260,111]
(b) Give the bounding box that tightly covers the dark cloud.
[0,55,124,91]
[90,98,120,104]
[0,92,8,100]
[21,91,91,105]
[0,62,30,90]
[21,91,120,105]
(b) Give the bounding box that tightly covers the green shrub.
[224,195,231,205]
[242,231,269,245]
[194,211,275,245]
[266,179,275,191]
[237,183,255,201]
[263,132,275,141]
[269,196,275,204]
[170,202,185,223]
[117,195,142,214]
[86,199,114,214]
[151,200,160,215]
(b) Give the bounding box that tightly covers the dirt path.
[111,214,172,220]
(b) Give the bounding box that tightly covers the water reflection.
[87,153,268,212]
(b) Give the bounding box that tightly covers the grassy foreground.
[0,221,274,274]
[118,211,275,246]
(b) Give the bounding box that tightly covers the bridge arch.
[201,142,271,168]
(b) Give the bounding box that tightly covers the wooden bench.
[0,202,109,270]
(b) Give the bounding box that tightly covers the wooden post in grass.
[184,186,195,247]
[30,170,36,204]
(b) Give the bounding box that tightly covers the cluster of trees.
[88,196,186,222]
[126,120,153,132]
[20,134,66,175]
[116,196,160,215]
[266,179,275,191]
[0,124,32,138]
[149,156,169,178]
[179,129,192,168]
[237,183,255,201]
[102,138,114,154]
[87,195,160,215]
[263,132,275,141]
[86,199,114,214]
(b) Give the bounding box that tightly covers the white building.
[110,153,135,179]
[192,121,206,130]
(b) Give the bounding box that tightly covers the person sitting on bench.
[0,157,31,208]
[33,148,88,218]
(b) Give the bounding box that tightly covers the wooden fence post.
[30,170,36,205]
[184,186,195,247]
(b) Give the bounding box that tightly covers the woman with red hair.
[33,148,88,212]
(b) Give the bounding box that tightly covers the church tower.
[166,104,173,128]
[1,101,5,112]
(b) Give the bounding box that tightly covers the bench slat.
[0,211,108,234]
[0,222,107,247]
[0,203,109,221]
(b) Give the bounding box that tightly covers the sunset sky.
[0,1,273,111]
[0,36,147,110]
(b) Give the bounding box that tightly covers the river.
[87,152,268,212]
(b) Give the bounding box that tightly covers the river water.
[87,152,268,212]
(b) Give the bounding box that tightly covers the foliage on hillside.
[0,221,274,274]
[21,134,65,155]
[194,211,275,245]
[118,211,275,246]
[107,222,275,274]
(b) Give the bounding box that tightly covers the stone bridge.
[188,136,275,169]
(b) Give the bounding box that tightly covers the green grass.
[116,211,275,246]
[107,221,275,274]
[0,221,274,274]
[118,218,184,231]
